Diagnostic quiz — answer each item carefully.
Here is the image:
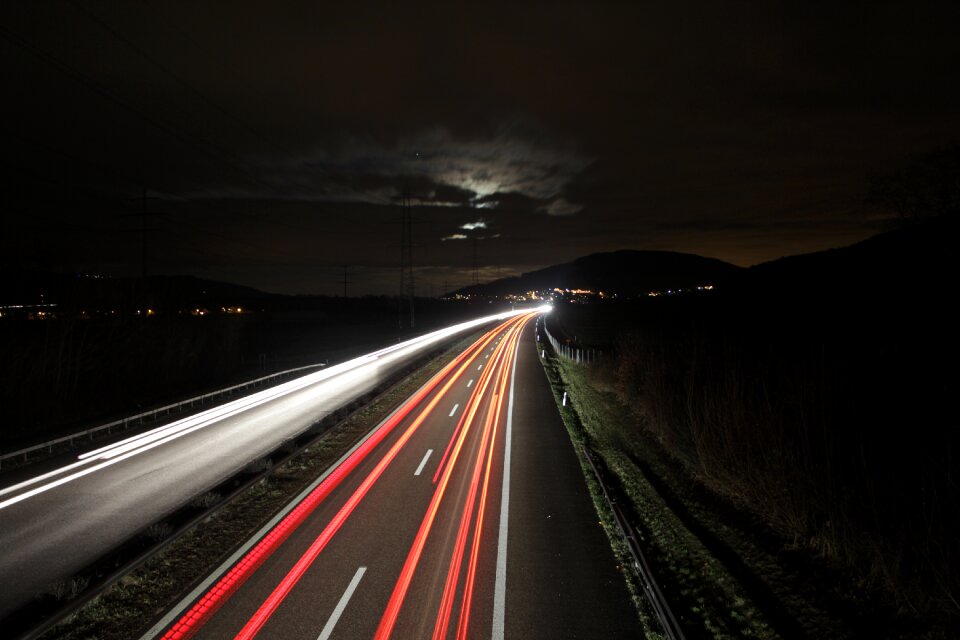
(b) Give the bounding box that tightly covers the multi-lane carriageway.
[2,310,640,638]
[144,311,640,639]
[0,310,530,621]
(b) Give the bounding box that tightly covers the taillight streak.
[231,320,515,640]
[432,319,522,485]
[375,313,533,639]
[159,323,504,640]
[439,321,521,640]
[432,390,500,640]
[457,335,517,639]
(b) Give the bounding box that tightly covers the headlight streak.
[159,322,505,640]
[0,367,366,511]
[0,359,377,502]
[232,321,514,640]
[78,356,378,461]
[374,312,535,640]
[0,310,525,511]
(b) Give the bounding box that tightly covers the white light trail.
[0,310,527,511]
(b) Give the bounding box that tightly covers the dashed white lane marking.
[449,403,460,417]
[477,364,483,370]
[467,379,474,388]
[317,566,366,640]
[414,449,434,476]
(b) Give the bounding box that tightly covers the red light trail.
[161,321,506,640]
[377,314,531,639]
[158,310,539,640]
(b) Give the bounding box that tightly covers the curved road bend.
[147,312,639,640]
[0,311,523,619]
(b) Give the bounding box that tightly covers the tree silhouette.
[868,144,960,222]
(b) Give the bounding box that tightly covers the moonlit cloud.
[241,127,591,215]
[541,198,582,216]
[460,219,487,230]
[441,233,469,241]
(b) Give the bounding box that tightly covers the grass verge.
[538,349,664,639]
[39,331,482,640]
[544,344,951,639]
[539,344,852,639]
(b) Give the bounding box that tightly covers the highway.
[0,311,525,620]
[145,312,639,639]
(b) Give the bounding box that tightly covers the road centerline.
[317,566,366,640]
[449,403,460,417]
[414,449,434,476]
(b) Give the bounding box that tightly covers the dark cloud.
[3,0,960,294]
[471,192,539,213]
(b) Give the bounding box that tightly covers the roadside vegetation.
[38,331,482,640]
[0,295,483,450]
[544,345,789,639]
[542,216,957,639]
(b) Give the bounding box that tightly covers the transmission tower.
[399,192,415,329]
[342,264,351,298]
[472,233,480,285]
[123,188,160,278]
[122,188,160,314]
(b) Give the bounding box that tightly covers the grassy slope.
[542,348,869,640]
[538,350,665,639]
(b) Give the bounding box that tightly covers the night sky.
[3,1,959,295]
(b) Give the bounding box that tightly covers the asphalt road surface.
[0,311,522,619]
[147,312,639,640]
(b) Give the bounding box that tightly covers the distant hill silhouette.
[732,218,956,299]
[447,250,742,297]
[0,271,268,310]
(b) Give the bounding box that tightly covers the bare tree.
[868,144,960,222]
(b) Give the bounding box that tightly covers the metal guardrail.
[539,323,684,639]
[541,317,602,364]
[580,443,686,640]
[0,362,327,468]
[8,352,431,640]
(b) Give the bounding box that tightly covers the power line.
[122,188,161,278]
[399,192,415,329]
[342,265,352,298]
[0,22,279,194]
[0,126,327,270]
[65,0,299,163]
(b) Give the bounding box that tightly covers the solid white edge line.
[138,318,524,640]
[414,449,434,476]
[317,566,367,640]
[493,320,522,640]
[449,403,460,417]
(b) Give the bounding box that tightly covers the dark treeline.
[556,219,958,622]
[0,293,485,450]
[0,314,242,448]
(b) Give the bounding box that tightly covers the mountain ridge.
[447,249,742,297]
